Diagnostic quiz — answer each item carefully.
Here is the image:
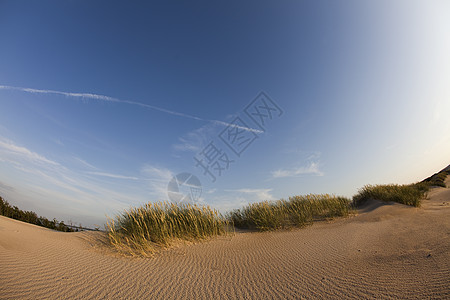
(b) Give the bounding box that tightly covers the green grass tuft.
[107,169,448,255]
[106,201,231,256]
[352,183,429,207]
[353,170,448,208]
[422,170,448,188]
[228,194,352,231]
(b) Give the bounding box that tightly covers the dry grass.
[228,194,352,231]
[106,195,352,255]
[352,183,429,207]
[422,170,448,188]
[106,170,448,255]
[106,201,231,256]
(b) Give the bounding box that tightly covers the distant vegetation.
[422,169,449,188]
[228,194,352,231]
[106,201,231,256]
[0,196,76,232]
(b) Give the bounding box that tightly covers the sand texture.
[1,183,449,299]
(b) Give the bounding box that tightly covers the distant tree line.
[0,196,76,232]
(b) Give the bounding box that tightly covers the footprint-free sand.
[1,180,449,299]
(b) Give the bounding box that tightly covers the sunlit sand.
[1,178,449,299]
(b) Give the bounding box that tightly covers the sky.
[0,0,449,227]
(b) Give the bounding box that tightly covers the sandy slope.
[1,183,449,299]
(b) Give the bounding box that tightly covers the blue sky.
[0,0,449,227]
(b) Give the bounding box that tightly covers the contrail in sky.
[0,85,263,133]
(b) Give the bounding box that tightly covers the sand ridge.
[1,182,449,299]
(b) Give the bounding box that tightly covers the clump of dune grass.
[228,194,352,231]
[422,170,448,188]
[352,183,429,207]
[106,201,231,256]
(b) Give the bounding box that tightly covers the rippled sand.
[1,180,449,299]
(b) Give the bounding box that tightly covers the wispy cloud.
[0,181,15,192]
[72,156,97,170]
[172,123,219,153]
[271,161,324,178]
[173,137,203,153]
[53,139,64,146]
[0,137,153,225]
[0,138,60,166]
[206,188,217,194]
[86,171,139,180]
[203,188,275,213]
[225,188,275,201]
[141,164,173,181]
[140,164,174,199]
[212,120,262,134]
[0,85,262,133]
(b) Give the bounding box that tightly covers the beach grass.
[106,170,448,254]
[106,201,231,256]
[422,170,448,188]
[106,195,352,254]
[228,194,352,231]
[352,183,429,207]
[352,170,448,207]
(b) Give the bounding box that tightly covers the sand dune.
[1,182,449,299]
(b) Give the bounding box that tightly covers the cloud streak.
[86,171,139,180]
[0,85,262,133]
[0,181,15,192]
[271,162,324,178]
[0,137,154,226]
[225,188,275,201]
[0,138,60,166]
[140,164,174,200]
